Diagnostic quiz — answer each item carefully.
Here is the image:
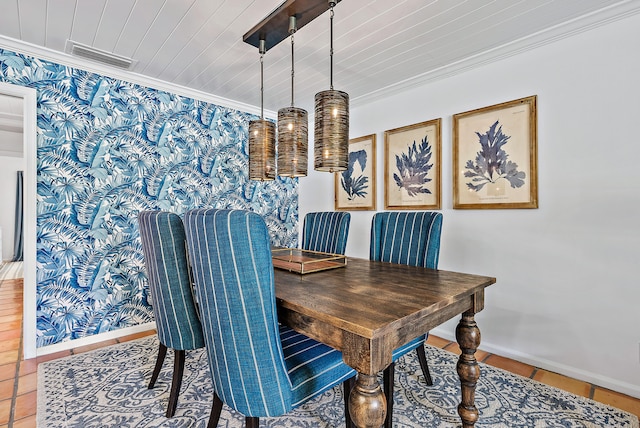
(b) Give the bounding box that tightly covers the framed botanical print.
[384,119,441,210]
[453,95,538,209]
[334,134,376,211]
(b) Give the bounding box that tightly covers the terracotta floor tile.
[0,399,11,425]
[36,349,72,364]
[0,363,16,381]
[533,369,591,398]
[0,320,21,331]
[117,329,156,343]
[0,301,22,310]
[443,342,462,355]
[484,354,535,378]
[441,342,490,362]
[0,337,20,353]
[0,303,20,309]
[0,379,14,400]
[13,390,37,420]
[72,339,118,355]
[476,350,490,361]
[426,335,451,349]
[0,350,19,366]
[0,329,21,341]
[12,414,37,428]
[0,291,22,297]
[0,310,21,318]
[0,314,22,324]
[592,387,640,418]
[19,359,38,376]
[17,372,37,395]
[0,304,22,313]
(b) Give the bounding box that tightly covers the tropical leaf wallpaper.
[0,48,298,347]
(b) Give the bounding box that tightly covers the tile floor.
[1,277,639,427]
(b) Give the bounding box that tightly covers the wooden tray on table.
[271,248,347,274]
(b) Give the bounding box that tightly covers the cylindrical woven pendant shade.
[248,119,276,181]
[277,106,308,177]
[314,89,349,172]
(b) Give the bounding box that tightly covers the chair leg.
[245,417,259,427]
[415,345,433,386]
[343,376,356,428]
[208,392,223,428]
[166,349,186,418]
[383,363,395,428]
[148,343,168,389]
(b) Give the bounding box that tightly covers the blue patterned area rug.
[37,335,638,427]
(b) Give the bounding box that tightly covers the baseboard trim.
[36,322,156,357]
[431,326,640,400]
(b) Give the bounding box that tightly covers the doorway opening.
[0,82,37,359]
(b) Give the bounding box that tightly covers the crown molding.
[351,0,640,108]
[0,35,278,120]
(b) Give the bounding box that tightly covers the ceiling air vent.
[65,40,136,70]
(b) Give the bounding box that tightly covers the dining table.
[273,253,496,428]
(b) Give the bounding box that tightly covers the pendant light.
[249,38,276,181]
[278,16,308,177]
[314,0,349,172]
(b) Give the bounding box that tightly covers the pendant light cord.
[329,4,335,90]
[259,39,266,119]
[290,27,296,106]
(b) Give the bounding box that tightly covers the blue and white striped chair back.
[370,211,443,268]
[302,211,351,255]
[183,208,293,417]
[138,211,204,351]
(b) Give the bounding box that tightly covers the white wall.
[300,12,640,397]
[0,152,24,261]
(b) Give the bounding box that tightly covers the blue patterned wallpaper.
[0,48,298,347]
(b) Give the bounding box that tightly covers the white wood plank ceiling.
[1,0,639,116]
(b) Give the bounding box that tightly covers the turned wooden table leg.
[348,373,386,428]
[456,311,481,428]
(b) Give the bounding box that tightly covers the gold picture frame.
[384,119,441,210]
[453,95,538,209]
[334,134,377,211]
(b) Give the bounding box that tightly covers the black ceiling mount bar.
[243,0,342,52]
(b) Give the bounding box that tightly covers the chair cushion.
[280,325,356,407]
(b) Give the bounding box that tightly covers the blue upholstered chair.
[302,211,351,255]
[370,211,443,428]
[138,211,205,418]
[183,208,356,428]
